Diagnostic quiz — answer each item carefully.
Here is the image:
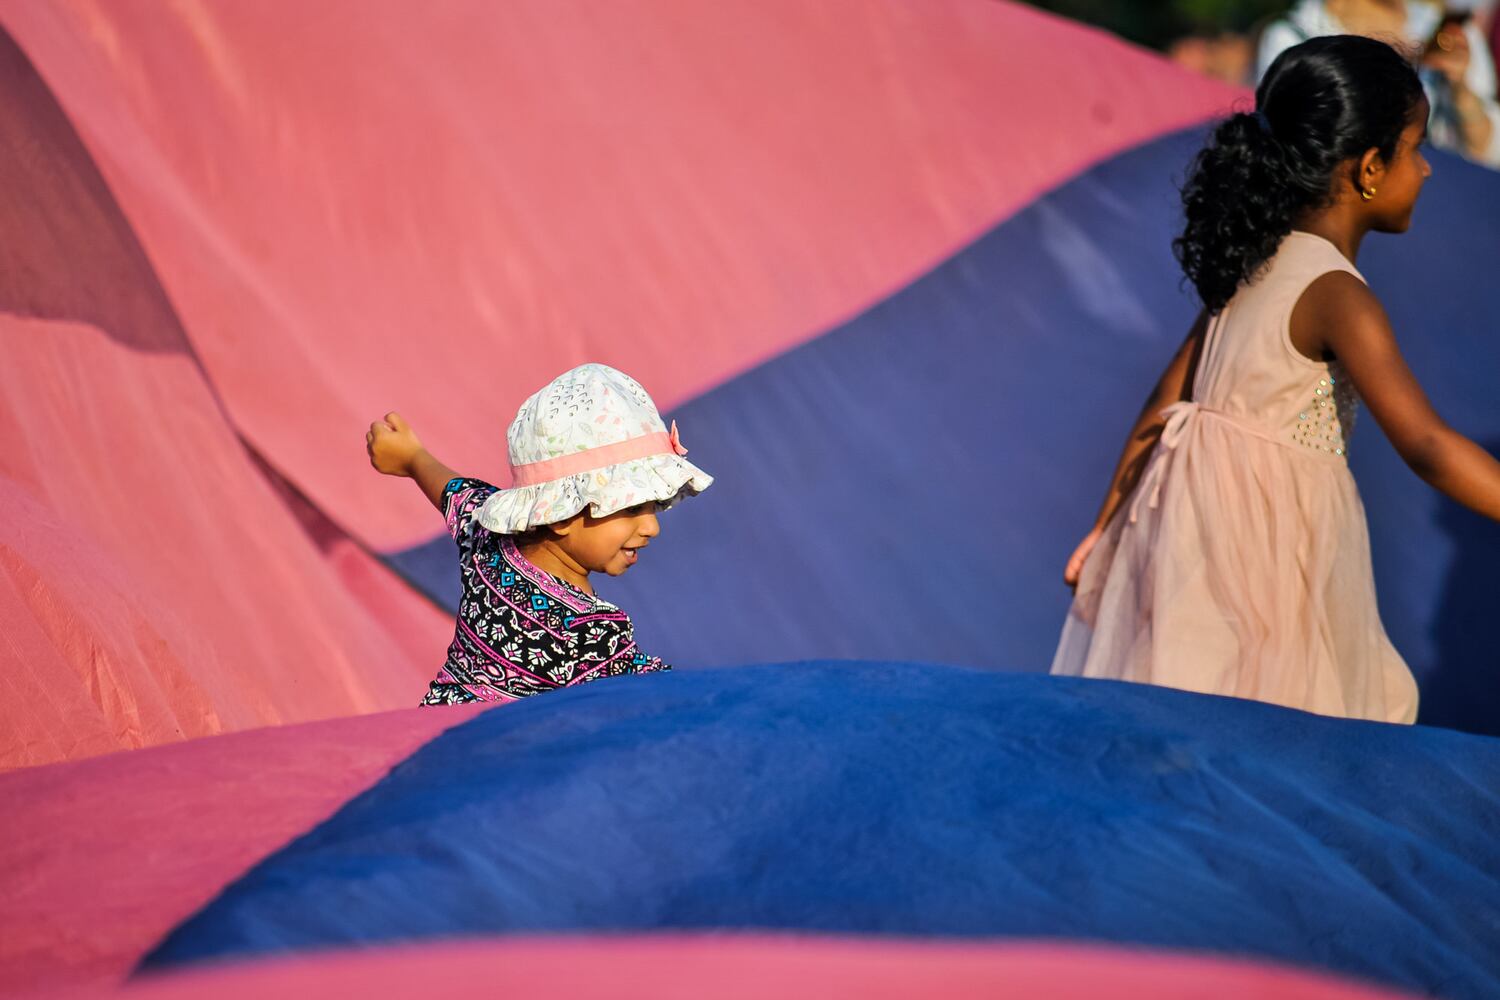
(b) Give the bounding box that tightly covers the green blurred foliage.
[1022,0,1290,49]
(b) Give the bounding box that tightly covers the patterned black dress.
[420,478,669,705]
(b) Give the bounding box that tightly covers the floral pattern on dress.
[422,477,669,706]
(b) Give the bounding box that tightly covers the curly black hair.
[1173,35,1425,313]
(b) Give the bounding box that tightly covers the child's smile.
[523,502,662,593]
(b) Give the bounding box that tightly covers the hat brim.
[473,453,713,534]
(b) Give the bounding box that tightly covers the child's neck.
[1293,209,1368,265]
[518,538,594,596]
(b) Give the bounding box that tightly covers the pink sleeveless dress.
[1051,232,1419,723]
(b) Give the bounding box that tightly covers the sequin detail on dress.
[1292,362,1359,458]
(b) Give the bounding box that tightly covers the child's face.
[1369,99,1432,234]
[553,503,661,577]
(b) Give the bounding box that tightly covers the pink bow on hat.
[669,420,689,457]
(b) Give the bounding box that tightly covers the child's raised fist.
[366,411,424,477]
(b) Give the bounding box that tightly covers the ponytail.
[1173,35,1424,312]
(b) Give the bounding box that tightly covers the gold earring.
[1361,187,1376,202]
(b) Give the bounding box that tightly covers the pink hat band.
[509,423,688,487]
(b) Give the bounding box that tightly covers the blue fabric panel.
[384,534,461,610]
[386,129,1500,734]
[142,664,1500,998]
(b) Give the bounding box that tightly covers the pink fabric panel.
[0,25,450,767]
[0,319,445,769]
[18,938,1415,1000]
[250,452,456,674]
[2,1,1241,551]
[0,705,483,996]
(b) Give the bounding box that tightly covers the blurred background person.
[1167,31,1258,83]
[1022,0,1283,84]
[1258,1,1500,166]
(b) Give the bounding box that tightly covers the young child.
[367,363,712,704]
[1053,36,1500,722]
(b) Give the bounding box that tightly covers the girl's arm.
[1305,272,1500,521]
[366,411,460,512]
[1064,311,1208,587]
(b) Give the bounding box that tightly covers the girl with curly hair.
[1051,35,1500,722]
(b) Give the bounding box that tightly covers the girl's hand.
[367,411,424,477]
[1064,527,1103,591]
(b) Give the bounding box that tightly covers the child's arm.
[1064,311,1208,587]
[366,411,460,512]
[1307,273,1500,521]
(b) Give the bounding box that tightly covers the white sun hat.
[475,363,713,534]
